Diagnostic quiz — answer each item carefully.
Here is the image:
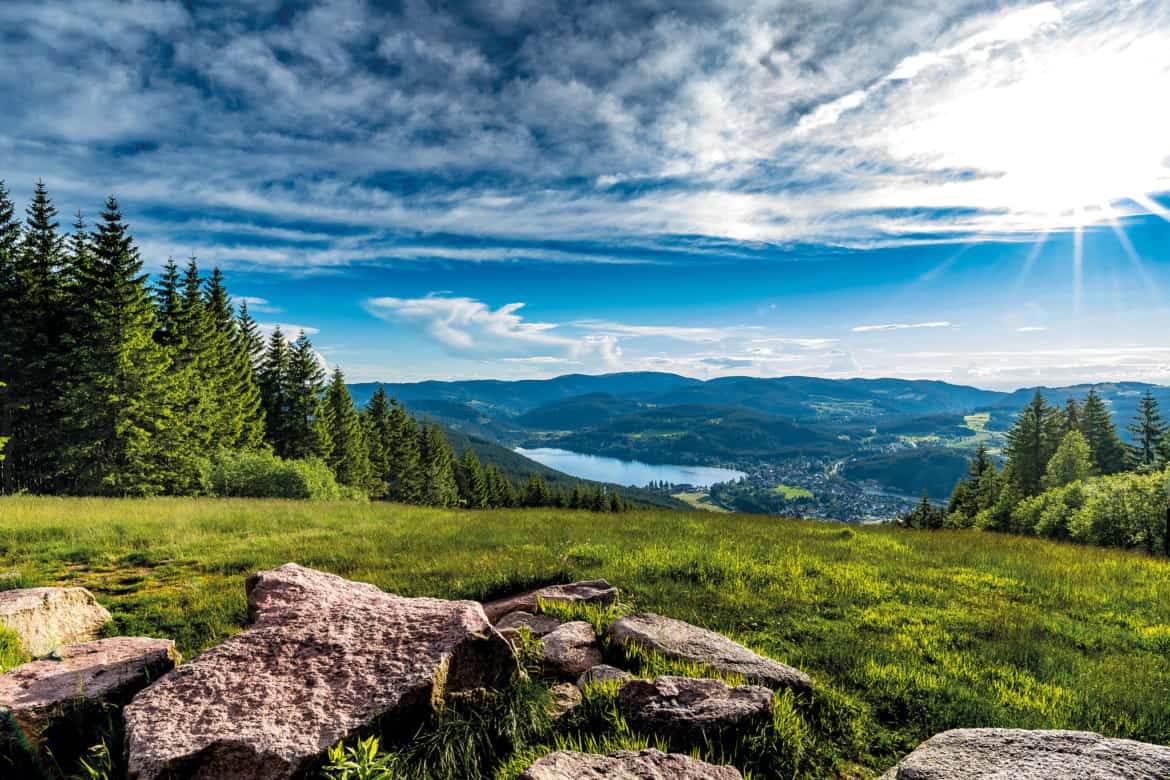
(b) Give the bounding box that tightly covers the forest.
[0,181,625,512]
[900,388,1170,556]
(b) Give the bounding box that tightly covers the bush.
[1068,470,1166,551]
[202,451,356,500]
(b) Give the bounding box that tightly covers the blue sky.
[2,0,1169,389]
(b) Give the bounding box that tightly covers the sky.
[2,0,1170,390]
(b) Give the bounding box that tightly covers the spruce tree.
[1061,398,1082,437]
[1127,388,1166,468]
[385,399,422,502]
[258,327,292,456]
[483,464,512,507]
[1004,391,1062,497]
[360,385,392,499]
[237,301,264,371]
[1080,389,1126,475]
[322,366,371,491]
[205,268,264,450]
[58,197,178,495]
[456,447,487,508]
[284,332,331,460]
[418,421,458,507]
[154,258,183,346]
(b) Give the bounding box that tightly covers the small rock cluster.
[3,567,1169,779]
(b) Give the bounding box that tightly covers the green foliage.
[202,451,347,500]
[0,624,28,671]
[321,737,398,780]
[1128,388,1167,468]
[1004,391,1063,497]
[323,367,373,492]
[1080,389,1127,475]
[1043,430,1092,489]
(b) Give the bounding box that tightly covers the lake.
[515,447,745,488]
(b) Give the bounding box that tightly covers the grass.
[771,484,815,500]
[672,491,732,512]
[1,496,1169,778]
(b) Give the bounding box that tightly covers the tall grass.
[2,496,1169,776]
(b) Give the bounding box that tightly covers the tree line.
[899,388,1170,555]
[0,181,626,511]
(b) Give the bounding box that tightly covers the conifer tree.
[4,182,69,491]
[1061,398,1082,437]
[483,463,513,507]
[322,366,371,491]
[1004,391,1062,497]
[58,197,177,495]
[1127,388,1166,468]
[154,258,183,346]
[359,385,392,499]
[205,268,264,450]
[1079,389,1126,475]
[284,332,331,460]
[456,447,488,508]
[258,327,292,455]
[418,421,458,506]
[382,399,422,502]
[237,301,264,370]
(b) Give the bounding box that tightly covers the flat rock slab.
[1,637,178,744]
[0,587,111,656]
[880,729,1170,779]
[542,621,603,679]
[619,676,773,746]
[608,613,812,693]
[482,580,617,622]
[520,748,743,779]
[124,563,516,780]
[496,611,561,637]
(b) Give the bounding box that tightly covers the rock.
[547,682,582,720]
[541,621,603,678]
[496,611,561,637]
[618,676,773,746]
[1,637,178,759]
[0,587,112,656]
[577,663,632,689]
[520,748,743,779]
[482,579,618,622]
[879,728,1170,779]
[608,613,811,693]
[123,563,516,780]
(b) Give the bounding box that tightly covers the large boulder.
[1,638,178,764]
[482,580,617,622]
[541,621,603,679]
[618,676,773,746]
[880,729,1170,779]
[0,587,111,656]
[608,613,812,693]
[123,563,517,780]
[520,748,743,779]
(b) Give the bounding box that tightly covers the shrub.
[201,451,353,500]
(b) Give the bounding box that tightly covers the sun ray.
[1105,207,1163,304]
[1131,193,1170,224]
[1011,229,1050,295]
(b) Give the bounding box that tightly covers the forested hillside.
[0,181,636,512]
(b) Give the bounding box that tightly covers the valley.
[350,374,1169,521]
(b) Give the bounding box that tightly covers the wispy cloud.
[1017,326,1048,333]
[365,295,620,363]
[851,321,954,333]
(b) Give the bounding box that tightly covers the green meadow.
[2,496,1170,777]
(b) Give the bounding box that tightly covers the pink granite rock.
[123,563,517,780]
[0,587,111,656]
[482,580,617,622]
[520,748,743,779]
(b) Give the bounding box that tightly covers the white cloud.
[365,295,620,363]
[571,319,759,343]
[1017,326,1048,333]
[256,322,320,337]
[238,295,281,313]
[851,321,954,333]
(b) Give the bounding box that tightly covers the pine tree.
[1004,391,1062,497]
[1080,389,1126,475]
[154,258,183,346]
[483,464,513,507]
[418,421,458,506]
[1127,388,1166,468]
[1061,398,1082,437]
[359,385,392,499]
[237,301,264,371]
[57,197,178,495]
[258,327,292,456]
[385,399,422,503]
[284,332,331,460]
[205,268,264,450]
[322,366,371,491]
[4,182,69,492]
[456,447,488,508]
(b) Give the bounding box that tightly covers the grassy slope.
[1,497,1169,775]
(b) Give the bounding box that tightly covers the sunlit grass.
[2,496,1169,776]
